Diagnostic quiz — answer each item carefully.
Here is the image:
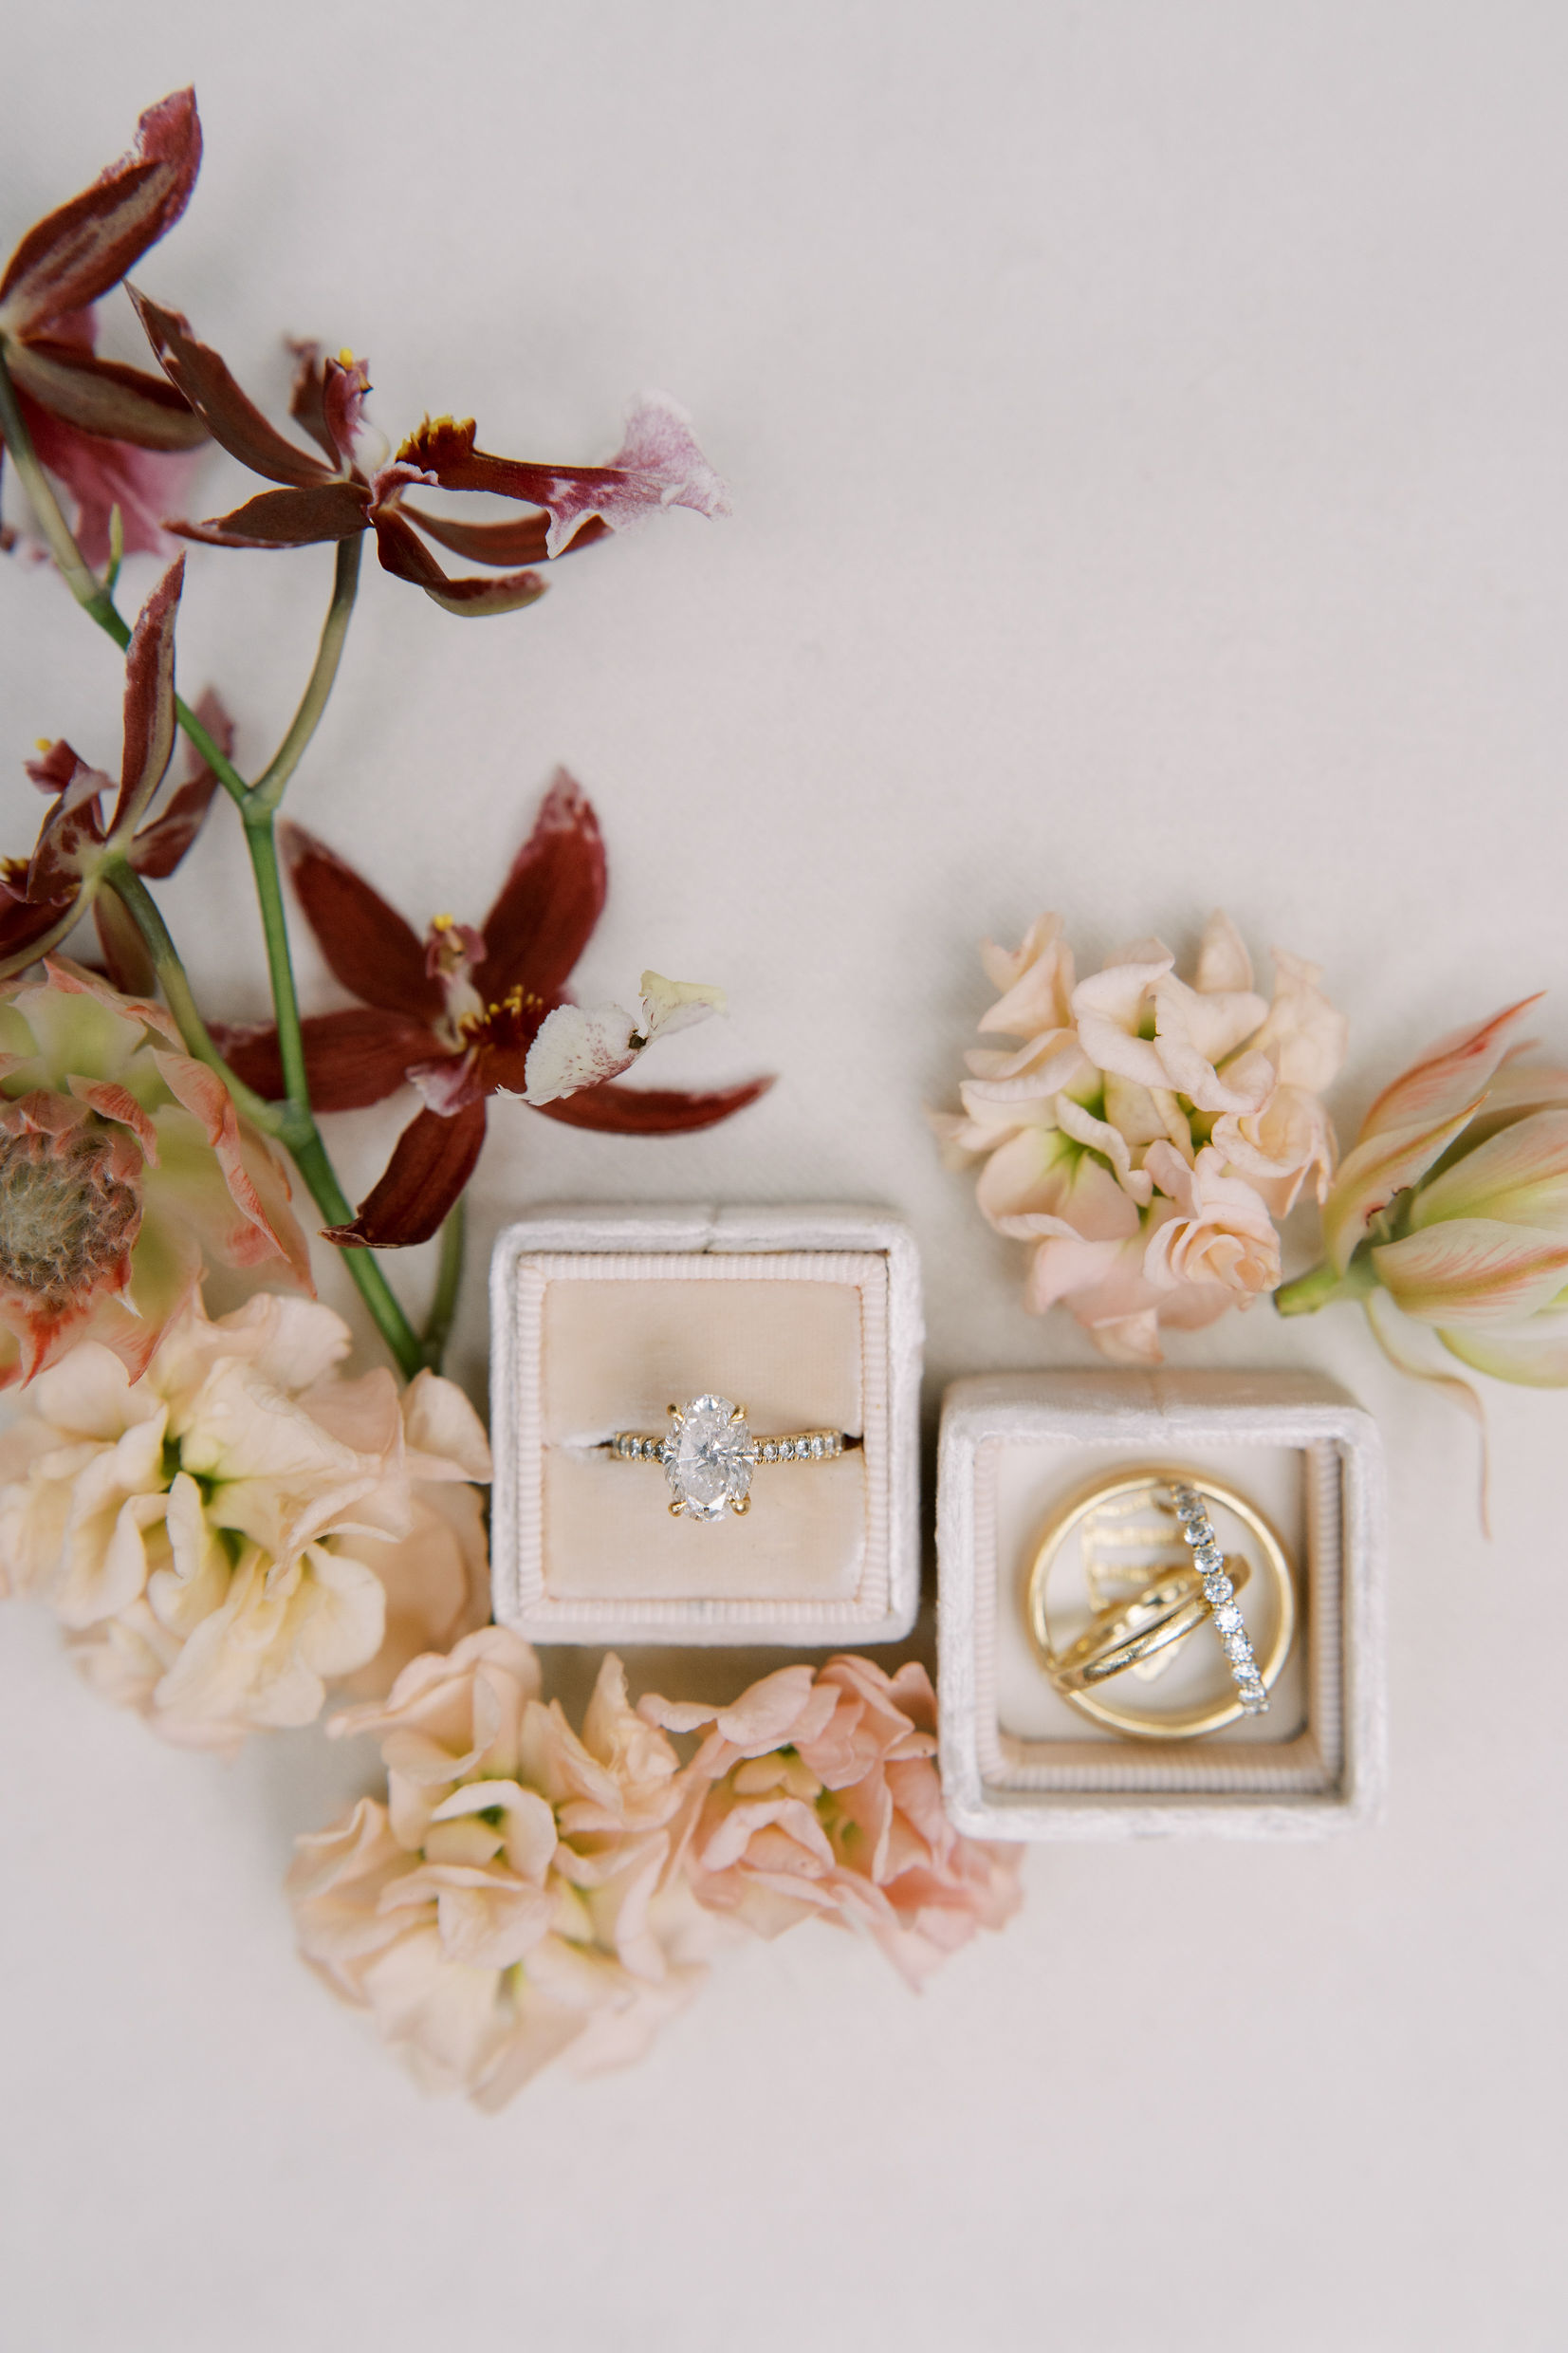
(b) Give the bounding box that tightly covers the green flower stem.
[101,862,287,1136]
[238,801,426,1380]
[1275,1254,1378,1318]
[248,533,361,814]
[422,1197,467,1372]
[2,343,428,1383]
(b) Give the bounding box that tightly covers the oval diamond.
[665,1395,753,1521]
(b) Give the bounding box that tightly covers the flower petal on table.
[280,824,443,1023]
[1372,1217,1568,1326]
[4,340,206,449]
[532,1073,774,1133]
[372,510,547,616]
[479,769,606,1003]
[1439,1316,1568,1387]
[1409,1108,1568,1237]
[129,288,332,487]
[323,1101,488,1250]
[399,504,606,567]
[171,479,372,548]
[105,557,182,843]
[1357,998,1543,1142]
[0,90,201,331]
[215,1009,442,1111]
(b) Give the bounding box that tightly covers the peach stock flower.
[0,1291,490,1750]
[935,912,1345,1362]
[290,1631,710,2107]
[640,1656,1023,1987]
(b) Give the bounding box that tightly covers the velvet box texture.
[489,1204,922,1644]
[936,1370,1386,1841]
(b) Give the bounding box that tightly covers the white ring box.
[936,1370,1386,1840]
[489,1204,922,1644]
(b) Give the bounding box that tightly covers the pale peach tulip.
[1280,998,1568,1386]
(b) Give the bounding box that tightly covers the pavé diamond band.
[1170,1481,1270,1715]
[605,1394,858,1522]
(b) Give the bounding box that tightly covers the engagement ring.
[604,1394,858,1522]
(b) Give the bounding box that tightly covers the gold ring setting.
[1046,1551,1252,1693]
[605,1394,854,1522]
[1026,1466,1296,1740]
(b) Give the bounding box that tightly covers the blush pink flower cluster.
[290,1630,713,2109]
[0,1292,490,1751]
[289,1644,1024,2107]
[935,912,1347,1362]
[640,1656,1023,1989]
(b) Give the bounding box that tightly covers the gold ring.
[1044,1552,1252,1692]
[1025,1465,1296,1741]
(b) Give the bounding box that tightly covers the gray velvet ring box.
[489,1203,923,1644]
[936,1370,1386,1840]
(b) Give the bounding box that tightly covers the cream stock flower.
[640,1657,1023,1988]
[937,912,1345,1362]
[290,1631,710,2108]
[0,1291,490,1749]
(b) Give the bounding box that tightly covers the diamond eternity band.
[1169,1481,1269,1714]
[605,1394,856,1522]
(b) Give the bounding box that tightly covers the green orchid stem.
[3,343,427,1384]
[422,1198,467,1372]
[101,862,286,1136]
[239,802,426,1380]
[1275,1254,1378,1318]
[249,533,360,814]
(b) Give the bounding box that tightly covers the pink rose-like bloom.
[289,1631,711,2109]
[934,912,1346,1363]
[0,1292,490,1751]
[640,1657,1023,1988]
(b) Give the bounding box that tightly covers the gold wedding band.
[1025,1465,1296,1741]
[1044,1553,1252,1692]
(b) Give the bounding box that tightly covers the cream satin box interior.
[936,1370,1386,1841]
[489,1204,922,1644]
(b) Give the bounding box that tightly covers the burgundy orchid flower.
[216,772,772,1247]
[0,555,230,987]
[0,91,208,565]
[128,290,728,617]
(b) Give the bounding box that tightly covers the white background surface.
[2,5,1566,2347]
